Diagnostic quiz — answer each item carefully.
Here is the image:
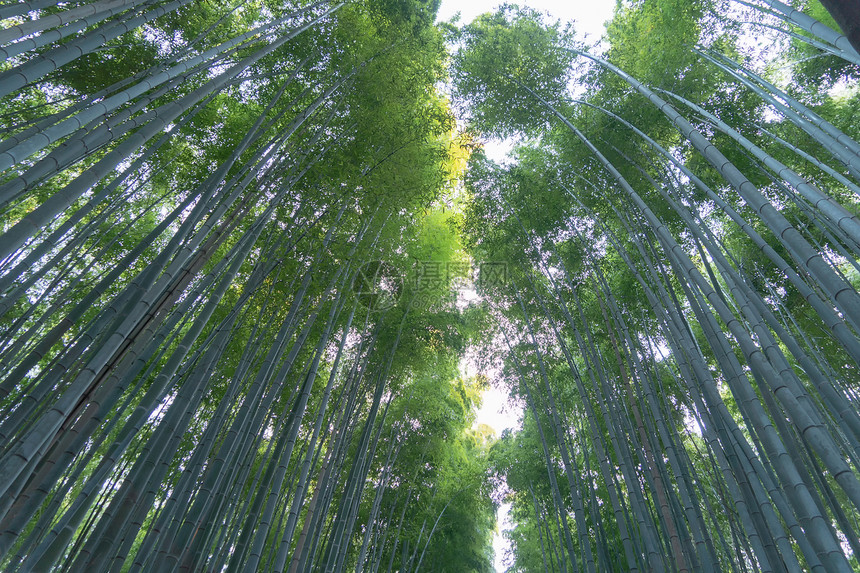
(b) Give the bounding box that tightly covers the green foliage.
[789,0,860,91]
[451,6,576,136]
[605,0,709,87]
[4,1,860,571]
[452,1,860,571]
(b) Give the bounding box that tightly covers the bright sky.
[437,1,617,570]
[437,0,616,42]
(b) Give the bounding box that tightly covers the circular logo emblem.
[352,260,403,312]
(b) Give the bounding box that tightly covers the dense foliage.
[453,1,860,571]
[2,0,860,572]
[0,1,495,571]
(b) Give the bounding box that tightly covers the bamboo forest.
[4,0,860,571]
